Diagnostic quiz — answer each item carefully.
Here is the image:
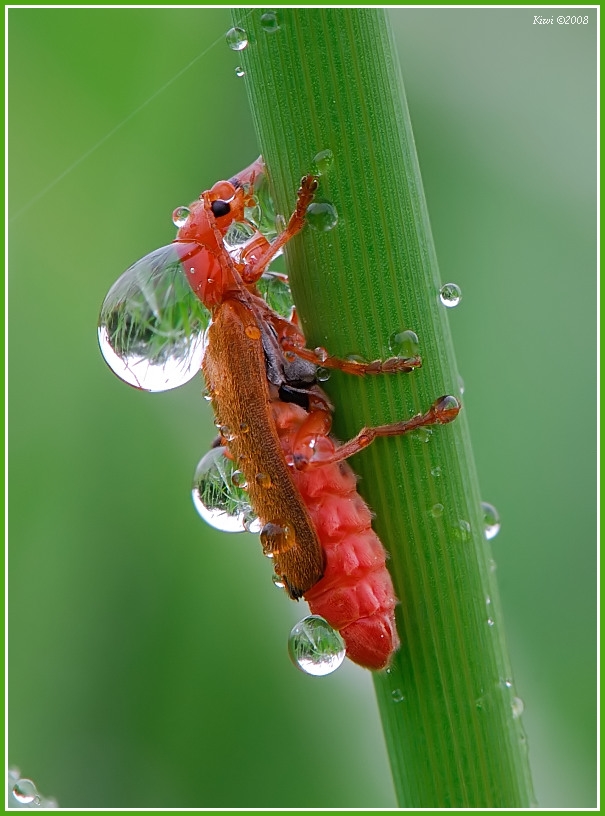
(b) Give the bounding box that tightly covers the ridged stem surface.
[233,8,534,807]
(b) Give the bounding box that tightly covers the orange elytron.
[99,157,460,671]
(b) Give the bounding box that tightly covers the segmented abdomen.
[271,400,400,671]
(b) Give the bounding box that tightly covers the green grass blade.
[233,8,535,807]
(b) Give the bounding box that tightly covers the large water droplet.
[388,329,420,358]
[312,149,334,176]
[192,447,252,533]
[306,201,338,232]
[288,615,346,676]
[439,283,462,308]
[260,11,280,33]
[98,244,211,391]
[12,778,38,805]
[226,26,248,50]
[481,501,501,540]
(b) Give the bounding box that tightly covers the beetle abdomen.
[271,399,400,670]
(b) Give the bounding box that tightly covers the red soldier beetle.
[99,156,460,671]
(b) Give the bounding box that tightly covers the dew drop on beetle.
[255,472,272,488]
[172,206,190,228]
[288,615,346,676]
[192,447,252,533]
[98,244,211,391]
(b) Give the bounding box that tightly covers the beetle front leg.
[239,174,319,283]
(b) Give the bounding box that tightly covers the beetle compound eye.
[211,200,231,218]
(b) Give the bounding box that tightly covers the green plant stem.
[233,8,535,808]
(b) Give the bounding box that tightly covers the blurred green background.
[8,8,596,808]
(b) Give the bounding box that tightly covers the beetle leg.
[292,396,460,470]
[280,340,422,376]
[290,409,333,465]
[240,174,319,283]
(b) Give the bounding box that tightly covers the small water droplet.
[489,558,498,573]
[255,472,272,489]
[481,501,501,540]
[453,518,471,542]
[512,696,525,719]
[192,447,251,533]
[272,573,285,589]
[413,427,433,443]
[311,149,334,175]
[346,352,368,364]
[458,374,465,394]
[226,26,248,51]
[487,617,495,627]
[314,346,328,362]
[439,283,462,308]
[219,424,236,441]
[12,779,38,805]
[260,11,280,33]
[430,503,444,518]
[260,522,294,556]
[306,200,338,231]
[239,422,250,434]
[288,615,346,676]
[316,367,330,382]
[245,324,261,340]
[172,206,190,228]
[235,66,245,78]
[388,329,420,358]
[98,244,211,392]
[430,466,442,478]
[391,688,405,703]
[231,470,248,489]
[244,513,262,534]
